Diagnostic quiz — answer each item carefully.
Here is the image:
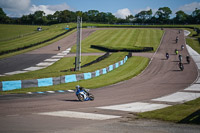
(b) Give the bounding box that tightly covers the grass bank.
[184,28,200,54]
[138,98,200,125]
[0,55,149,94]
[0,23,76,59]
[71,28,164,53]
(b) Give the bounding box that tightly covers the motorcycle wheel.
[89,94,94,101]
[78,94,84,102]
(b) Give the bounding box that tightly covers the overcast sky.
[0,0,200,18]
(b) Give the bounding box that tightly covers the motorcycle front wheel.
[78,94,84,102]
[89,94,94,101]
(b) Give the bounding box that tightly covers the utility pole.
[75,16,82,71]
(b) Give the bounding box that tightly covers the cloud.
[133,6,157,15]
[115,8,132,19]
[29,3,72,15]
[0,0,73,17]
[0,0,30,11]
[178,2,200,13]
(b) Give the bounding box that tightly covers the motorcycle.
[76,88,94,102]
[179,62,184,71]
[166,53,169,60]
[178,54,182,62]
[186,56,190,64]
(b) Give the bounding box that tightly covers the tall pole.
[75,16,82,71]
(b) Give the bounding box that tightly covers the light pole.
[75,16,82,71]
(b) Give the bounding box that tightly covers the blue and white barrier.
[0,56,129,91]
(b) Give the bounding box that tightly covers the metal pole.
[75,16,82,71]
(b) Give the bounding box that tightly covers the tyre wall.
[0,56,128,91]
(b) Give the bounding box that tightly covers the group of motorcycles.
[165,39,190,71]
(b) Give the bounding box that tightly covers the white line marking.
[184,84,200,91]
[196,63,200,70]
[68,90,75,93]
[197,78,200,84]
[37,111,121,120]
[186,45,199,56]
[192,56,200,63]
[5,71,28,75]
[47,91,55,93]
[152,92,200,103]
[97,102,170,113]
[44,59,60,62]
[66,48,71,51]
[24,67,45,71]
[62,51,69,54]
[36,62,54,67]
[52,55,64,58]
[184,30,191,36]
[57,53,67,56]
[27,92,33,94]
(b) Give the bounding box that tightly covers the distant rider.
[181,45,184,51]
[175,49,178,55]
[178,62,184,71]
[186,55,190,64]
[166,52,169,60]
[178,54,182,62]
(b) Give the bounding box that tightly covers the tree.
[33,11,47,24]
[106,12,117,24]
[0,8,10,23]
[155,7,172,24]
[174,10,188,24]
[86,10,99,22]
[135,9,152,23]
[192,8,200,24]
[126,15,134,23]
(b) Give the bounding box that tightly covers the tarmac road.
[0,28,199,133]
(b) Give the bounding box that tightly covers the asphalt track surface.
[0,28,199,133]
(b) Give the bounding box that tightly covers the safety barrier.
[0,56,129,91]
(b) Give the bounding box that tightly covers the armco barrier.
[0,56,129,91]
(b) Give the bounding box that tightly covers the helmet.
[76,85,80,89]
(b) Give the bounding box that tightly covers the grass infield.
[138,98,200,125]
[71,28,164,53]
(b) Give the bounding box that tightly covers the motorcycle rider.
[175,49,178,55]
[178,54,182,62]
[75,85,89,96]
[178,62,184,71]
[166,52,169,60]
[181,45,184,51]
[186,55,190,64]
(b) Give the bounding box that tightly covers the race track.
[0,28,199,133]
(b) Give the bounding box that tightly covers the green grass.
[0,24,48,41]
[0,52,127,81]
[71,29,164,53]
[0,55,149,94]
[186,38,200,54]
[183,26,200,54]
[138,98,200,125]
[0,23,76,58]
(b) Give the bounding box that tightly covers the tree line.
[0,7,200,25]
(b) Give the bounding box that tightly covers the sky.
[0,0,200,18]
